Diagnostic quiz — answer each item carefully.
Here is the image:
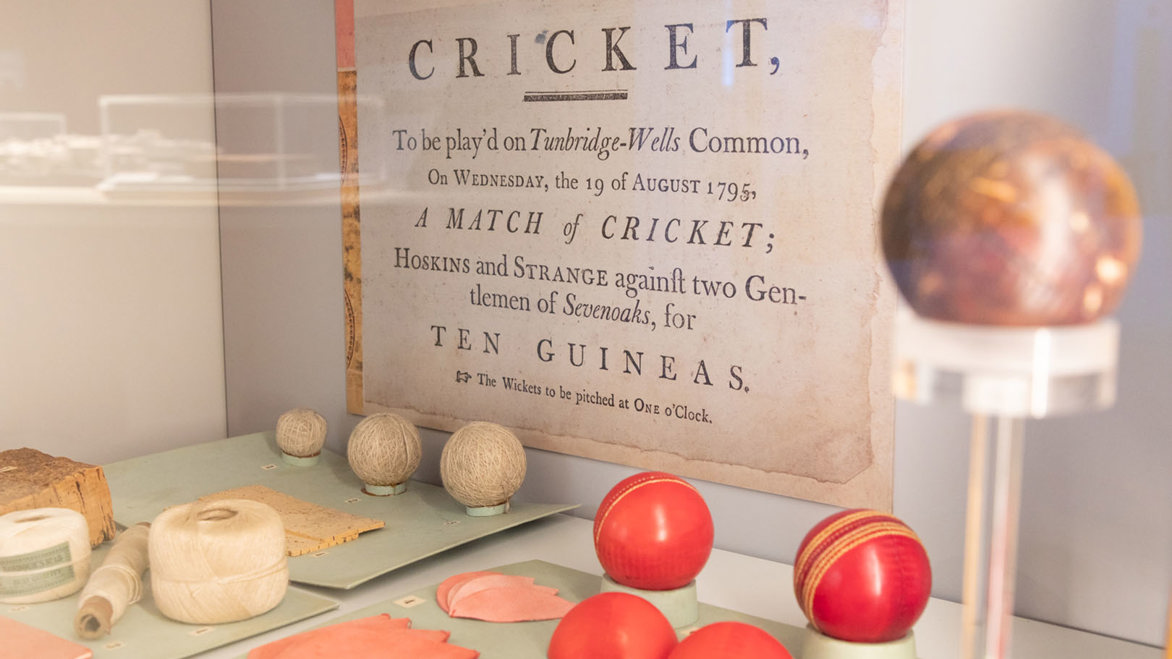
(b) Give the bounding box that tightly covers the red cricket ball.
[668,621,793,659]
[547,592,678,659]
[793,509,932,643]
[593,472,714,591]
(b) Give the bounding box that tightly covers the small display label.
[395,595,426,608]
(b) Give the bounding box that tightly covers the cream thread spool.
[0,507,92,604]
[347,413,421,496]
[150,499,288,624]
[75,522,150,639]
[275,408,328,466]
[440,421,527,516]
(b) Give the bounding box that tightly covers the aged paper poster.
[336,0,365,412]
[348,0,902,508]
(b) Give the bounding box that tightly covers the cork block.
[0,448,116,547]
[199,485,385,557]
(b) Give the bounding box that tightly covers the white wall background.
[0,0,1166,650]
[0,1,226,462]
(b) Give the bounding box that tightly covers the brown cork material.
[0,448,116,548]
[198,484,385,557]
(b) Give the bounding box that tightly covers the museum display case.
[1,1,1168,657]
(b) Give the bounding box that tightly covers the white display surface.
[194,515,1158,659]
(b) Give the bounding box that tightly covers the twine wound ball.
[275,408,327,463]
[440,422,527,511]
[882,110,1142,326]
[347,413,421,495]
[0,508,92,604]
[149,499,288,625]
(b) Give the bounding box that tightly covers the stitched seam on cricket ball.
[593,475,699,545]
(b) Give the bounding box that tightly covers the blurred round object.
[547,592,677,659]
[882,110,1142,326]
[275,408,327,465]
[594,472,714,591]
[440,421,526,512]
[668,621,793,659]
[793,510,931,643]
[346,413,421,495]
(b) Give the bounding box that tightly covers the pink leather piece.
[436,570,498,613]
[0,616,93,659]
[446,574,543,606]
[449,585,576,622]
[248,615,477,659]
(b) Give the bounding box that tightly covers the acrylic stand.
[893,309,1119,659]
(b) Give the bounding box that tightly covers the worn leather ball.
[882,110,1142,326]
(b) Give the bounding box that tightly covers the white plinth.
[802,625,918,659]
[599,574,699,629]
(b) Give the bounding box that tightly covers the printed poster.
[344,0,903,508]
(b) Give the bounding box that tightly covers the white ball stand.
[280,452,320,467]
[363,482,408,496]
[894,308,1119,659]
[599,574,699,629]
[801,626,918,659]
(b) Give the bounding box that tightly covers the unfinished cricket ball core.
[346,413,421,495]
[440,421,527,516]
[882,110,1142,326]
[275,408,327,466]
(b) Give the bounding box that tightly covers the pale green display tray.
[103,433,579,589]
[236,560,808,659]
[3,544,338,659]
